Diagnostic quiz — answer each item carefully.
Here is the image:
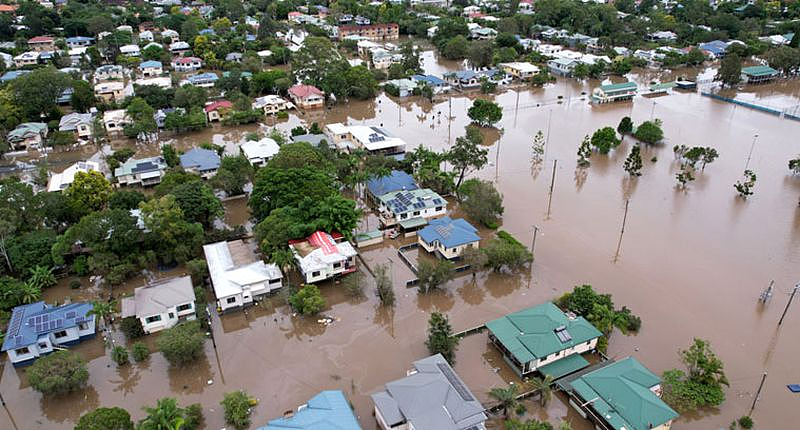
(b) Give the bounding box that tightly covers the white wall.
[530,337,598,371]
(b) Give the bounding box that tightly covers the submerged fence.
[701,91,800,121]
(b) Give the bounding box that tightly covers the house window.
[435,206,443,211]
[400,213,407,219]
[38,343,48,349]
[54,330,68,339]
[78,323,88,331]
[269,278,281,284]
[16,347,30,355]
[586,340,591,345]
[168,312,175,319]
[145,315,162,323]
[177,303,192,312]
[226,297,236,304]
[312,271,321,277]
[413,211,420,216]
[333,262,341,269]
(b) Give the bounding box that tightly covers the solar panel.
[14,335,23,347]
[554,326,572,343]
[436,362,474,401]
[65,311,76,319]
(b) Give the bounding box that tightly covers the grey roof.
[180,147,221,172]
[114,156,167,177]
[371,354,487,430]
[291,133,327,147]
[59,112,93,131]
[121,276,195,318]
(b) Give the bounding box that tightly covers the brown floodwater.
[2,54,800,430]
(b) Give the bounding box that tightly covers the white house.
[417,217,480,260]
[139,30,155,42]
[59,112,94,139]
[120,44,141,57]
[139,60,163,77]
[121,276,196,334]
[6,122,48,150]
[94,64,125,82]
[1,302,96,366]
[204,240,283,312]
[162,29,180,43]
[241,137,280,166]
[114,156,168,187]
[47,161,101,192]
[252,95,294,115]
[324,123,406,155]
[134,76,172,89]
[500,62,540,81]
[169,41,191,54]
[171,56,203,72]
[13,51,40,67]
[376,188,447,227]
[94,81,126,102]
[290,231,358,284]
[103,109,132,135]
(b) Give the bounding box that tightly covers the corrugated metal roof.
[261,390,361,430]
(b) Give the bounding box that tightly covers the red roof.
[28,36,54,43]
[308,231,337,255]
[288,84,324,98]
[174,56,202,64]
[204,100,232,113]
[0,4,18,12]
[339,23,398,32]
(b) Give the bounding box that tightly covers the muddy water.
[2,54,800,429]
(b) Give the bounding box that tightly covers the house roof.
[418,217,479,249]
[48,161,100,192]
[187,72,218,83]
[290,133,327,147]
[598,81,638,92]
[367,170,418,197]
[204,100,232,112]
[66,36,94,43]
[288,84,324,98]
[139,60,163,69]
[411,74,446,86]
[2,302,95,351]
[500,62,540,73]
[378,188,446,216]
[260,390,362,430]
[371,354,487,430]
[564,357,679,430]
[203,240,282,299]
[291,231,357,274]
[1,70,31,82]
[742,65,778,77]
[485,302,603,364]
[114,156,167,177]
[173,56,201,65]
[121,276,195,318]
[59,112,93,131]
[241,138,280,160]
[699,40,729,55]
[28,36,54,43]
[8,122,47,141]
[180,147,220,171]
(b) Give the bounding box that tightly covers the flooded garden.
[1,51,800,429]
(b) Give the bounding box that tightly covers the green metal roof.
[355,230,382,241]
[568,357,678,430]
[741,65,778,77]
[485,302,602,364]
[599,81,637,92]
[538,352,589,379]
[398,217,428,229]
[649,82,676,91]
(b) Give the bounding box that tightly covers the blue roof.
[699,40,728,55]
[412,74,446,85]
[418,217,480,248]
[199,28,216,35]
[180,147,221,171]
[367,170,418,197]
[260,390,362,430]
[66,36,94,43]
[1,302,95,352]
[1,70,31,82]
[188,73,218,83]
[139,60,162,69]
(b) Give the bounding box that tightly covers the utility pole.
[744,133,759,171]
[613,199,630,262]
[778,284,799,326]
[650,100,656,120]
[530,225,540,256]
[546,159,557,218]
[749,371,768,415]
[543,109,553,161]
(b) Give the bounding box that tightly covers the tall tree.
[467,99,503,127]
[716,53,742,87]
[623,144,643,176]
[488,384,519,419]
[449,127,489,190]
[425,312,459,363]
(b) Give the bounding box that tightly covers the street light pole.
[778,284,799,326]
[744,133,759,171]
[530,225,540,257]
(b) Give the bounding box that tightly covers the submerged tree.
[458,179,504,229]
[374,263,395,306]
[633,119,664,144]
[661,338,728,412]
[531,130,545,162]
[417,259,454,293]
[487,384,519,419]
[76,407,134,430]
[590,127,621,154]
[27,350,89,395]
[676,168,695,188]
[527,374,555,406]
[789,156,800,175]
[467,99,503,127]
[623,144,643,177]
[577,135,591,167]
[448,126,488,190]
[425,312,459,363]
[734,170,757,198]
[617,116,633,135]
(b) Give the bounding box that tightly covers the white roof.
[348,125,406,151]
[120,276,195,318]
[325,122,349,135]
[14,51,40,61]
[241,138,280,160]
[252,95,291,109]
[554,50,583,60]
[257,49,273,57]
[47,161,100,192]
[103,109,130,123]
[203,241,282,299]
[135,77,172,88]
[120,44,140,53]
[95,81,125,92]
[68,47,87,56]
[500,62,540,73]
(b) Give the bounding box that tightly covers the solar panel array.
[36,319,63,334]
[554,325,573,343]
[367,133,386,143]
[437,362,474,401]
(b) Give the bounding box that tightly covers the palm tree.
[88,300,117,327]
[270,248,296,275]
[487,384,519,419]
[558,420,573,430]
[139,398,185,430]
[588,303,627,335]
[27,265,56,290]
[18,282,42,304]
[527,374,555,406]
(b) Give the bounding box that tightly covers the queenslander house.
[1,302,96,366]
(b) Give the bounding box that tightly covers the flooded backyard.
[2,52,800,429]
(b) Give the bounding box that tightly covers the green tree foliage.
[442,35,470,60]
[173,86,209,110]
[425,312,459,363]
[467,99,503,127]
[617,116,633,135]
[403,146,456,195]
[374,264,395,306]
[11,66,72,119]
[65,171,112,216]
[623,144,643,176]
[75,407,134,430]
[156,321,206,366]
[343,271,365,298]
[459,179,504,229]
[139,196,205,264]
[505,418,555,430]
[528,374,555,406]
[734,170,757,198]
[633,120,664,144]
[212,155,254,196]
[124,97,158,139]
[26,265,56,290]
[120,317,145,340]
[556,285,641,334]
[417,259,454,293]
[590,127,621,154]
[252,69,290,95]
[468,40,495,68]
[291,36,349,97]
[171,181,224,228]
[71,80,96,113]
[716,53,742,87]
[27,350,89,395]
[109,190,147,211]
[449,127,489,189]
[138,397,203,430]
[488,384,519,419]
[577,135,592,167]
[765,46,800,75]
[7,229,57,276]
[161,145,180,168]
[132,342,150,362]
[482,231,533,272]
[288,284,326,315]
[662,338,728,412]
[221,390,252,430]
[250,167,337,221]
[111,345,130,366]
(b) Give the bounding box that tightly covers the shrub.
[27,350,89,395]
[111,345,129,365]
[75,407,134,430]
[156,321,206,366]
[633,120,664,144]
[184,403,205,430]
[426,312,459,363]
[221,390,252,430]
[738,416,753,429]
[131,342,150,362]
[120,316,145,339]
[288,285,326,315]
[187,258,208,286]
[69,279,82,290]
[482,231,533,272]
